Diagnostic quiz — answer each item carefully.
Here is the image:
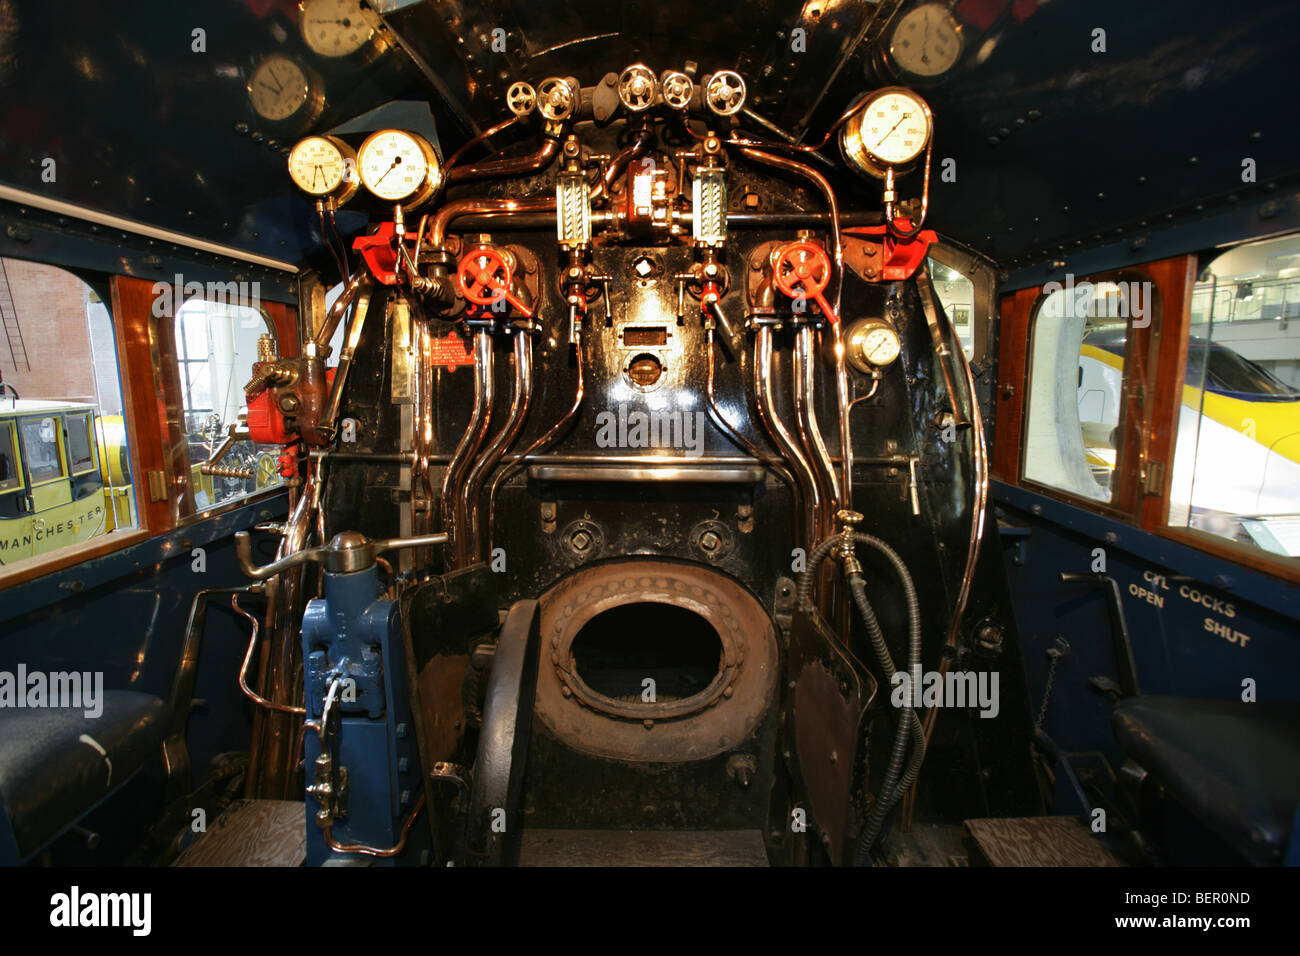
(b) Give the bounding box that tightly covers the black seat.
[1112,696,1300,866]
[0,690,165,860]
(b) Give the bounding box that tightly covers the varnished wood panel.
[173,799,305,867]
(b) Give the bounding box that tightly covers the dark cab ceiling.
[1,0,1297,271]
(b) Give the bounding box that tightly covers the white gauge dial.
[889,3,964,79]
[300,0,378,59]
[288,135,358,201]
[848,320,902,371]
[247,53,312,122]
[357,129,441,205]
[848,88,932,169]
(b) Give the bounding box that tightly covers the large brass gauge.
[357,129,442,207]
[287,135,359,203]
[840,87,932,177]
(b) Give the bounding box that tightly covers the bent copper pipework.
[707,328,794,489]
[463,328,534,562]
[447,135,559,185]
[313,272,366,348]
[429,198,554,247]
[754,327,818,550]
[442,331,494,567]
[737,146,854,500]
[487,327,585,552]
[590,126,652,202]
[324,789,426,858]
[232,593,307,716]
[443,115,520,173]
[794,325,840,538]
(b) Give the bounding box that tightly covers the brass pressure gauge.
[287,135,359,203]
[886,2,964,81]
[357,129,442,207]
[840,87,932,178]
[299,0,385,60]
[846,319,902,372]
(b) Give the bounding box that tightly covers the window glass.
[928,257,975,357]
[1169,234,1300,560]
[174,297,284,512]
[0,257,135,570]
[1023,280,1140,503]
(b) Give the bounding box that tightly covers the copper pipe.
[754,327,818,550]
[737,145,854,500]
[313,272,366,347]
[443,116,520,173]
[590,126,652,202]
[794,326,840,538]
[232,593,306,716]
[464,329,534,562]
[442,330,494,567]
[706,328,794,488]
[323,790,426,858]
[487,327,585,551]
[447,136,559,185]
[429,198,554,247]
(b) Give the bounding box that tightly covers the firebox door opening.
[570,602,724,702]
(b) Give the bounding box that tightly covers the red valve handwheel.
[774,240,838,323]
[456,248,534,317]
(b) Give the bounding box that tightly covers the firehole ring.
[535,558,779,763]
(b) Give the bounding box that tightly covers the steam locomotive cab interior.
[0,0,1298,874]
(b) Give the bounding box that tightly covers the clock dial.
[247,53,313,123]
[299,0,379,59]
[889,3,964,79]
[287,135,358,203]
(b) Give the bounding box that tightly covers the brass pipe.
[464,329,534,562]
[443,116,520,173]
[590,126,652,202]
[487,327,585,552]
[794,326,840,539]
[754,327,818,550]
[231,593,306,716]
[323,790,426,858]
[442,330,494,567]
[706,328,794,488]
[313,272,366,348]
[447,136,559,184]
[429,198,554,248]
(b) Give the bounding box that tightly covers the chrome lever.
[235,529,449,580]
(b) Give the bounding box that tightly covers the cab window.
[19,417,62,483]
[1022,279,1145,504]
[173,296,285,513]
[1168,234,1300,561]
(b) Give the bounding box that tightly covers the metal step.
[518,829,770,866]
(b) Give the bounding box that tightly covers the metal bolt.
[571,529,592,552]
[699,531,721,553]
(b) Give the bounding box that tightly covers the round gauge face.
[300,0,377,59]
[889,3,963,78]
[358,129,440,204]
[850,322,902,368]
[287,136,358,200]
[247,53,311,122]
[852,89,932,168]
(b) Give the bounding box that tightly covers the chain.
[1035,638,1069,731]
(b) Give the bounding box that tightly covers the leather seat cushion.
[0,690,165,858]
[1112,695,1300,865]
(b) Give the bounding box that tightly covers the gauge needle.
[374,156,402,185]
[312,165,323,188]
[874,111,913,150]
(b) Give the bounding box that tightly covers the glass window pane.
[20,417,62,482]
[1024,280,1137,503]
[1169,234,1300,560]
[927,258,975,358]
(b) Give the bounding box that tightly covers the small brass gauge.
[299,0,385,61]
[847,319,902,372]
[287,135,359,203]
[886,2,964,81]
[840,87,932,178]
[247,52,323,126]
[357,129,442,207]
